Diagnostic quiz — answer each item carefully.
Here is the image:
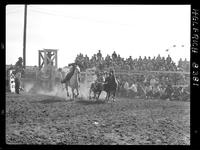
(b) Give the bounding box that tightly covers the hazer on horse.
[89,69,119,102]
[59,62,81,100]
[104,68,119,101]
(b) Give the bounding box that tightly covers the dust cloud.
[23,82,34,93]
[24,72,106,100]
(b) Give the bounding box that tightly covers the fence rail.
[80,70,190,75]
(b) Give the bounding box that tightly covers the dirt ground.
[6,92,190,145]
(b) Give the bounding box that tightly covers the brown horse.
[104,71,118,102]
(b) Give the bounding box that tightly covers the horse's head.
[73,65,81,82]
[75,65,80,73]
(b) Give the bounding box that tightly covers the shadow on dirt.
[31,97,71,104]
[76,99,106,105]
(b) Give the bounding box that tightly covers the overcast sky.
[6,5,190,67]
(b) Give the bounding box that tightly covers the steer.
[89,81,104,100]
[89,73,105,100]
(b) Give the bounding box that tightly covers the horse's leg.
[108,92,111,101]
[71,87,75,100]
[110,91,114,101]
[89,88,94,100]
[74,87,78,98]
[126,90,129,97]
[89,88,92,99]
[113,90,116,101]
[93,91,96,100]
[76,86,79,97]
[105,92,108,101]
[107,92,110,102]
[65,83,69,97]
[97,91,101,100]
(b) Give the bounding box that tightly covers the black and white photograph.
[5,4,191,145]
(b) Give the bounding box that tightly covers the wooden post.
[55,50,57,68]
[38,50,40,68]
[23,5,27,69]
[44,50,47,69]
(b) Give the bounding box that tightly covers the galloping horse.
[59,64,80,99]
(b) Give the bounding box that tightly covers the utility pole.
[23,5,27,69]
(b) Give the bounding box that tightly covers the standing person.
[14,57,25,93]
[14,57,24,78]
[14,57,23,72]
[14,72,20,94]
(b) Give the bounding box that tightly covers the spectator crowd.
[75,50,189,72]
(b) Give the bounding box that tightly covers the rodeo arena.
[6,49,190,145]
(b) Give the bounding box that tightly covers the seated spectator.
[155,85,162,98]
[145,83,153,99]
[165,83,173,100]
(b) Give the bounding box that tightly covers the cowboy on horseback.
[61,62,79,84]
[103,68,118,101]
[60,62,81,99]
[105,68,114,82]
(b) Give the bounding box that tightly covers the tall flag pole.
[23,5,27,69]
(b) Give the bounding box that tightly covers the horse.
[59,64,80,100]
[104,72,118,102]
